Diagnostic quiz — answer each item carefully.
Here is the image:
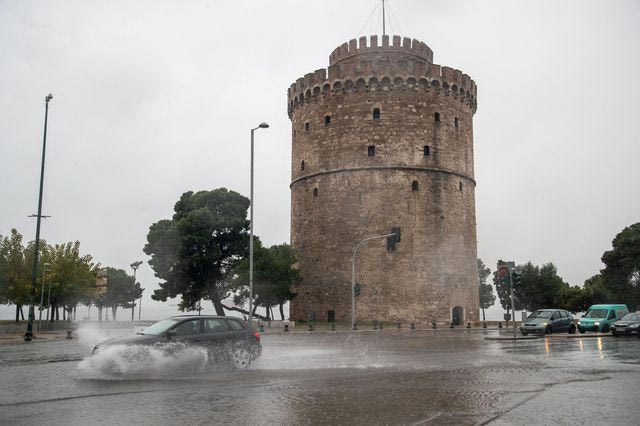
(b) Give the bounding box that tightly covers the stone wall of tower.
[288,35,479,324]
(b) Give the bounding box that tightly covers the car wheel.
[602,324,610,333]
[578,329,585,334]
[521,331,528,336]
[545,325,552,335]
[230,345,252,370]
[568,324,576,334]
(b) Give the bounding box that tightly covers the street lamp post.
[130,261,142,323]
[249,122,269,328]
[351,232,396,330]
[138,288,144,321]
[38,262,51,331]
[25,93,53,342]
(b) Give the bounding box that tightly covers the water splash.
[77,342,209,379]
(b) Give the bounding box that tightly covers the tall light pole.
[351,231,397,330]
[249,122,269,328]
[130,261,142,323]
[25,93,53,342]
[38,262,51,331]
[138,288,144,321]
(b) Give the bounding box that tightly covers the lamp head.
[130,260,143,268]
[258,122,269,129]
[45,93,53,102]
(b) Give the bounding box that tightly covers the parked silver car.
[520,309,576,335]
[611,312,640,337]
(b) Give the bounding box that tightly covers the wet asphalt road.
[1,328,639,425]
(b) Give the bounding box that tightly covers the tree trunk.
[482,308,486,322]
[221,303,268,321]
[279,303,285,320]
[98,306,103,323]
[55,306,59,321]
[112,306,118,321]
[62,306,66,321]
[266,306,270,321]
[73,306,77,320]
[15,305,20,322]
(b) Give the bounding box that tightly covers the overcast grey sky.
[1,0,639,320]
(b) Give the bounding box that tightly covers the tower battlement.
[329,35,433,65]
[287,35,477,119]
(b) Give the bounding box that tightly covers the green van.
[577,304,629,333]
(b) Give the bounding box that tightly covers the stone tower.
[287,35,478,325]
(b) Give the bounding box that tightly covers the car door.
[201,318,232,351]
[549,311,561,331]
[170,319,203,345]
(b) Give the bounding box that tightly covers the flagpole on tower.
[382,0,386,36]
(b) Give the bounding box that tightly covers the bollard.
[450,322,454,329]
[498,322,503,329]
[466,322,471,329]
[331,323,336,331]
[482,322,487,329]
[410,322,416,330]
[373,320,378,331]
[308,323,314,332]
[284,324,289,332]
[397,321,402,329]
[352,323,358,331]
[259,324,265,333]
[432,321,437,329]
[66,330,73,340]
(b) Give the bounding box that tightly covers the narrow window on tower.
[325,115,331,126]
[434,112,440,122]
[368,145,376,157]
[459,181,463,192]
[301,160,305,171]
[313,188,318,197]
[304,122,310,131]
[412,180,419,191]
[372,108,380,120]
[423,145,430,157]
[454,117,459,129]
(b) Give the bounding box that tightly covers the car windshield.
[621,313,640,322]
[528,310,552,319]
[140,319,181,336]
[584,309,608,318]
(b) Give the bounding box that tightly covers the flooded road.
[1,329,639,425]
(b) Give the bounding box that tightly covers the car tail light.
[253,331,260,341]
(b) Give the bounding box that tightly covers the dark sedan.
[611,312,640,337]
[92,315,262,369]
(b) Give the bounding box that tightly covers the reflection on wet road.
[1,329,639,425]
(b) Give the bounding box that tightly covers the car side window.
[551,312,558,320]
[608,310,616,320]
[559,311,566,318]
[204,319,228,333]
[226,319,245,330]
[173,320,201,336]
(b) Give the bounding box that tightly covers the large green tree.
[477,258,495,322]
[103,267,142,321]
[145,188,250,315]
[0,230,37,321]
[516,262,568,312]
[45,241,98,321]
[232,242,301,320]
[601,222,640,310]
